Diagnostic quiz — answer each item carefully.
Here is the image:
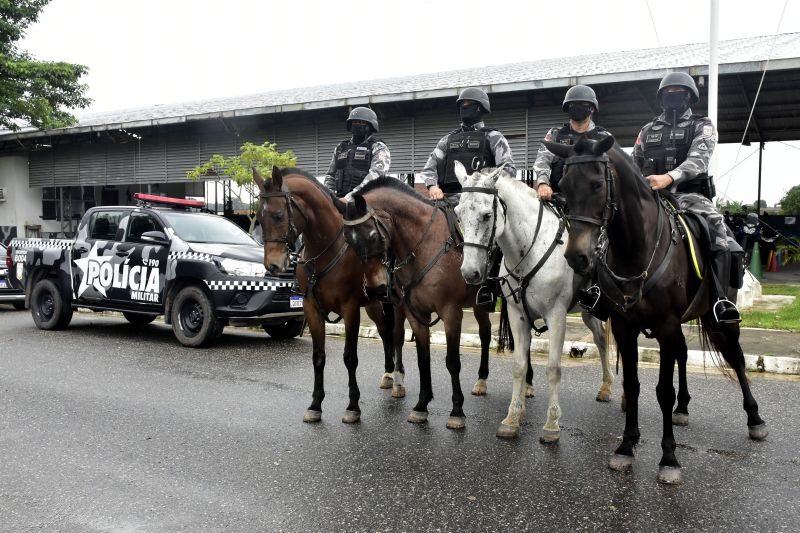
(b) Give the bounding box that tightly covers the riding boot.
[711,251,741,324]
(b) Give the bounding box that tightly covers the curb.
[324,323,800,376]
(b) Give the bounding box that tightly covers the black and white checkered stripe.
[205,279,295,291]
[10,238,72,250]
[169,251,214,262]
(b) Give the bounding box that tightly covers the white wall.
[0,155,45,238]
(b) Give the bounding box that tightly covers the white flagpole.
[709,0,720,182]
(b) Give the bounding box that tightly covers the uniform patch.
[337,152,348,160]
[697,142,708,151]
[354,152,367,161]
[449,142,461,149]
[544,132,553,141]
[646,133,662,143]
[702,125,713,137]
[467,140,480,149]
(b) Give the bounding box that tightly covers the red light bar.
[133,193,205,208]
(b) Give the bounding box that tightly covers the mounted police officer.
[534,85,609,201]
[633,71,740,324]
[419,87,516,206]
[323,107,391,201]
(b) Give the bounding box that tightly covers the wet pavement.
[1,308,799,532]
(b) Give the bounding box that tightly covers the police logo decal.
[74,244,161,302]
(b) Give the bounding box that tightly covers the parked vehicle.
[7,194,304,346]
[1,242,26,309]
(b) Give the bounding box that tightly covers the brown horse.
[254,166,401,423]
[343,178,495,430]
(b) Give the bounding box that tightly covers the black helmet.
[657,72,699,103]
[562,85,599,112]
[456,87,491,114]
[346,107,379,132]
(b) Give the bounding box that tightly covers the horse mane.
[279,167,346,213]
[606,144,652,197]
[354,177,434,205]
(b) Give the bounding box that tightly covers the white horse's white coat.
[454,162,613,440]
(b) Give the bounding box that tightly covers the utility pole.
[709,0,719,182]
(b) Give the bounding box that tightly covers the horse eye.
[271,211,284,221]
[591,181,603,192]
[482,212,492,222]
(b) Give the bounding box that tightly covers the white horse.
[453,161,613,442]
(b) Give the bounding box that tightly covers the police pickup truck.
[7,193,304,347]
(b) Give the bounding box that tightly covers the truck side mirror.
[140,231,169,246]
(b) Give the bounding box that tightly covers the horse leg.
[366,301,394,390]
[704,318,768,440]
[303,308,327,423]
[497,301,530,439]
[406,315,433,424]
[444,307,466,430]
[392,304,407,398]
[540,306,567,444]
[471,307,492,396]
[583,311,613,402]
[655,329,684,484]
[525,347,535,398]
[672,345,691,426]
[341,304,362,424]
[608,322,641,472]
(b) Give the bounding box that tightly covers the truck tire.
[123,312,157,326]
[171,285,217,347]
[31,278,73,330]
[263,317,305,339]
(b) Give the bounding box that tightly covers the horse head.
[453,161,508,284]
[343,194,391,293]
[542,134,616,275]
[254,166,304,274]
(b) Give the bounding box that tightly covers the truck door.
[121,212,169,308]
[72,209,128,304]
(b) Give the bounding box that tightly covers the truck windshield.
[161,212,257,245]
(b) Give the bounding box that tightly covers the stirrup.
[577,285,602,312]
[712,298,741,324]
[475,285,497,312]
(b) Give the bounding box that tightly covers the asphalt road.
[1,307,799,532]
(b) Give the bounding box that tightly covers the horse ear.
[253,168,265,188]
[542,140,574,159]
[272,166,283,188]
[594,135,616,155]
[453,160,469,186]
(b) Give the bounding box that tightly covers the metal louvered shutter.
[378,115,413,174]
[166,135,199,183]
[136,137,166,183]
[275,123,317,172]
[53,145,80,187]
[490,95,528,173]
[106,142,136,185]
[527,106,564,171]
[317,118,344,177]
[412,108,452,173]
[29,151,54,187]
[80,144,107,186]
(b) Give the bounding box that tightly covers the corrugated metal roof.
[4,32,800,140]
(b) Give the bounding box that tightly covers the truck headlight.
[220,258,266,277]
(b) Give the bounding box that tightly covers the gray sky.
[20,0,800,206]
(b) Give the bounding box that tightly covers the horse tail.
[697,317,736,381]
[497,296,515,353]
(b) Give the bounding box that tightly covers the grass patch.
[741,284,800,331]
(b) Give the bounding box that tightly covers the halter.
[562,153,616,228]
[460,186,506,278]
[259,185,310,252]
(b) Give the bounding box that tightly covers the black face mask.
[568,104,592,122]
[459,103,482,126]
[351,124,370,142]
[661,91,690,113]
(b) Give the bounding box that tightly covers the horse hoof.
[525,385,535,398]
[657,466,684,485]
[407,410,428,424]
[672,412,689,426]
[471,379,487,396]
[379,373,394,389]
[446,416,466,430]
[303,410,322,423]
[496,423,519,439]
[341,410,361,424]
[392,385,406,398]
[749,423,769,441]
[596,390,612,402]
[540,430,560,444]
[608,454,635,471]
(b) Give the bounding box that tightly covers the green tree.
[0,0,91,131]
[780,185,800,214]
[716,199,748,216]
[188,141,297,233]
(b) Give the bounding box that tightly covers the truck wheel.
[31,278,73,330]
[263,317,305,339]
[171,285,217,347]
[13,301,25,311]
[123,312,157,326]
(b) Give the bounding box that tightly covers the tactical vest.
[437,128,496,194]
[550,124,608,189]
[639,114,714,199]
[333,137,378,196]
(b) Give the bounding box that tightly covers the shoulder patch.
[697,142,708,151]
[702,125,713,137]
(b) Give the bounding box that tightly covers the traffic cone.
[750,242,763,279]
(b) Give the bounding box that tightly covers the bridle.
[259,183,310,252]
[459,186,505,280]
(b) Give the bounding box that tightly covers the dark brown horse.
[544,135,767,484]
[343,178,495,430]
[254,167,401,423]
